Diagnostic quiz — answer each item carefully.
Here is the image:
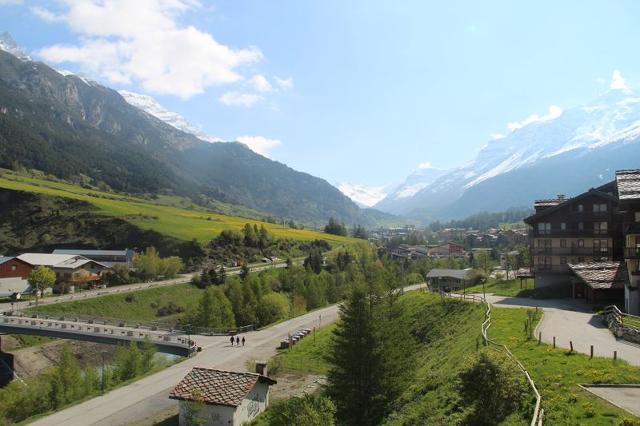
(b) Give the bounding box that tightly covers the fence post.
[553,336,556,348]
[613,351,617,362]
[538,332,541,344]
[569,341,573,353]
[590,345,593,359]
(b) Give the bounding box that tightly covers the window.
[560,239,567,248]
[578,222,584,231]
[593,203,607,213]
[635,211,640,223]
[560,222,566,231]
[537,222,551,234]
[577,204,584,212]
[560,256,567,265]
[578,239,584,247]
[594,221,608,234]
[11,265,16,271]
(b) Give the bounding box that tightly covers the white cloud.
[219,91,263,107]
[236,136,281,157]
[274,76,294,90]
[491,133,506,140]
[33,0,262,98]
[610,69,631,93]
[0,0,23,5]
[30,6,63,21]
[417,161,432,169]
[507,105,563,131]
[249,74,273,92]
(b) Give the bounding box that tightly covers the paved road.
[32,284,426,426]
[0,260,297,314]
[482,294,640,366]
[581,385,640,416]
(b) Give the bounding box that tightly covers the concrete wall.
[179,401,235,426]
[234,382,269,425]
[177,383,270,426]
[534,272,571,288]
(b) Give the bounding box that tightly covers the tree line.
[0,340,159,424]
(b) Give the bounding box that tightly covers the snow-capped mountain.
[374,165,446,213]
[375,77,640,221]
[336,182,390,207]
[0,32,30,61]
[119,90,222,143]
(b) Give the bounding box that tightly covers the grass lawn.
[0,171,358,245]
[489,307,640,425]
[29,283,205,324]
[268,323,336,376]
[463,278,572,299]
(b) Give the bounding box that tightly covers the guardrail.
[442,291,543,426]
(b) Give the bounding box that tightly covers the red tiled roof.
[568,261,629,290]
[169,368,276,407]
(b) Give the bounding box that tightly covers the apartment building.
[524,172,640,314]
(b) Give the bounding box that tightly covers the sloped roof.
[568,261,628,290]
[0,256,13,265]
[426,268,472,280]
[169,368,276,407]
[16,253,107,269]
[524,187,618,223]
[616,169,640,201]
[53,249,131,257]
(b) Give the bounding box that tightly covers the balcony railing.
[531,247,610,256]
[625,247,640,259]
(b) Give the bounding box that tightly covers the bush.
[156,302,184,317]
[458,350,531,424]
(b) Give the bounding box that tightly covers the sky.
[1,0,640,203]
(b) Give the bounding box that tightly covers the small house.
[426,268,473,292]
[169,366,277,426]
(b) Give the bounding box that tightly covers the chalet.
[426,268,473,292]
[617,170,640,314]
[52,249,134,268]
[427,242,466,258]
[14,254,109,285]
[0,256,33,280]
[524,170,640,314]
[169,366,276,426]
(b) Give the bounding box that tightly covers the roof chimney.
[255,361,268,377]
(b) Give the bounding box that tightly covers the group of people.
[230,335,246,346]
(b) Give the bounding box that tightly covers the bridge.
[0,314,195,356]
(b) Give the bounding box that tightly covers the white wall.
[234,382,270,425]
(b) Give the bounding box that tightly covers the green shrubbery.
[0,340,158,424]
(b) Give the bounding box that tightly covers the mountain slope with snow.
[375,81,640,221]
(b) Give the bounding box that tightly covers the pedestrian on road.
[242,336,245,346]
[236,336,240,346]
[230,335,234,346]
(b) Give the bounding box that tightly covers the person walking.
[242,336,246,346]
[230,335,234,346]
[236,336,240,346]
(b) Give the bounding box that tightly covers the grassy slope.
[31,283,204,323]
[0,171,357,245]
[490,307,640,425]
[268,323,337,375]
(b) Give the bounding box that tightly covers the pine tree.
[326,285,381,426]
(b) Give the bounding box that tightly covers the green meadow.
[0,171,357,245]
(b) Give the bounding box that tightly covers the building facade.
[524,171,640,314]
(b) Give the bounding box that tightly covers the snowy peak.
[337,182,389,207]
[376,74,640,218]
[119,90,222,143]
[0,32,31,61]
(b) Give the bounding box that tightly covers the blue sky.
[2,0,640,198]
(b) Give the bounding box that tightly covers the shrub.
[156,302,184,317]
